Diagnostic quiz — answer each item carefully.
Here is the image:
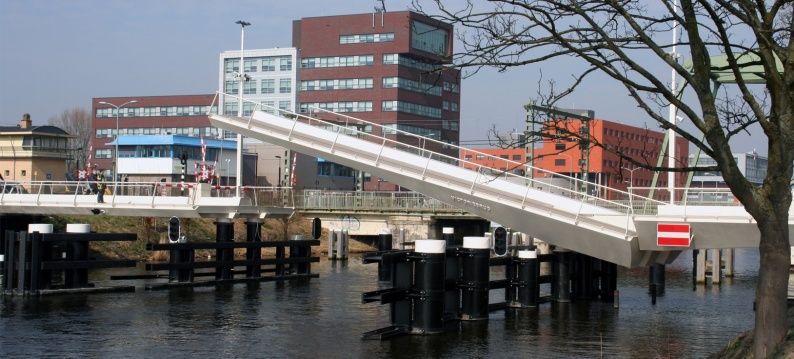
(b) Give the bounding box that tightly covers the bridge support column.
[245,219,262,278]
[459,237,490,320]
[328,229,337,259]
[552,249,571,303]
[710,249,721,284]
[215,218,234,280]
[695,249,707,284]
[723,248,734,277]
[411,240,446,334]
[649,263,665,297]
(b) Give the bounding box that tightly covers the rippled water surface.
[0,249,767,358]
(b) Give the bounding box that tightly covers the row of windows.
[382,123,441,139]
[300,55,374,68]
[464,154,523,161]
[382,77,442,96]
[224,56,292,73]
[21,136,70,150]
[339,33,394,44]
[382,100,442,118]
[605,128,662,145]
[96,106,217,118]
[442,101,459,112]
[95,127,221,138]
[382,53,442,72]
[300,78,373,91]
[223,101,292,116]
[224,79,292,95]
[299,101,373,113]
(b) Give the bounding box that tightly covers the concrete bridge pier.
[215,218,234,280]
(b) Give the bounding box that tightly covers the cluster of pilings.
[692,248,735,286]
[362,230,618,339]
[123,218,320,290]
[2,223,137,296]
[327,229,349,260]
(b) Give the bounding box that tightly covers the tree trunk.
[753,215,791,358]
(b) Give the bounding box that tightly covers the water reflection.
[0,250,765,358]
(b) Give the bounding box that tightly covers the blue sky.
[0,0,765,152]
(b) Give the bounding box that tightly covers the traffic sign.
[657,223,691,247]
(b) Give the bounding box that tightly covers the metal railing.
[0,180,293,209]
[295,190,466,214]
[210,92,669,217]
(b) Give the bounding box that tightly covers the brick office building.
[460,118,689,195]
[293,11,461,191]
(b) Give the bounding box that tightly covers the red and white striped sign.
[657,223,691,247]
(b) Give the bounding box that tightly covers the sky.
[0,0,767,154]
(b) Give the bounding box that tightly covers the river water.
[0,249,778,358]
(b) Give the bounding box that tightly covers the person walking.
[97,173,106,203]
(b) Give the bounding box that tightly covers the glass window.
[279,78,292,93]
[261,79,275,94]
[513,155,522,161]
[300,55,373,68]
[224,59,239,73]
[262,58,276,71]
[340,32,394,44]
[244,59,258,72]
[243,80,257,94]
[225,80,239,94]
[278,101,291,111]
[279,57,292,71]
[411,21,449,56]
[554,159,566,166]
[381,100,441,118]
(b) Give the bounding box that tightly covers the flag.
[86,143,93,173]
[290,152,297,186]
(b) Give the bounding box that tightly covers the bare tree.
[416,1,792,356]
[48,107,92,174]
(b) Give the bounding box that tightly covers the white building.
[218,48,297,187]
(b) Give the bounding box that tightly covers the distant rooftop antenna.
[374,0,386,12]
[373,0,386,27]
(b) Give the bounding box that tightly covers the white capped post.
[235,20,250,198]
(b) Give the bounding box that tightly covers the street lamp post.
[274,155,282,187]
[98,100,138,191]
[622,166,640,189]
[235,20,251,198]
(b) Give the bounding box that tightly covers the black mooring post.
[411,240,446,334]
[580,255,595,300]
[16,232,28,295]
[28,232,41,294]
[441,227,455,246]
[459,237,490,320]
[553,250,571,303]
[377,231,393,282]
[168,247,180,282]
[391,252,413,328]
[215,219,234,280]
[4,231,16,292]
[178,248,194,282]
[691,249,698,289]
[246,220,262,278]
[514,249,539,307]
[275,246,285,278]
[649,263,666,296]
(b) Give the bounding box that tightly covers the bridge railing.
[211,92,668,218]
[0,180,294,208]
[626,187,743,215]
[295,190,465,213]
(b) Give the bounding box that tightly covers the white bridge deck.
[207,93,793,268]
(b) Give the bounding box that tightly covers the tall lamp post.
[274,155,282,187]
[98,100,138,184]
[235,20,251,198]
[622,166,639,189]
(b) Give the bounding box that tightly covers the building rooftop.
[110,135,237,149]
